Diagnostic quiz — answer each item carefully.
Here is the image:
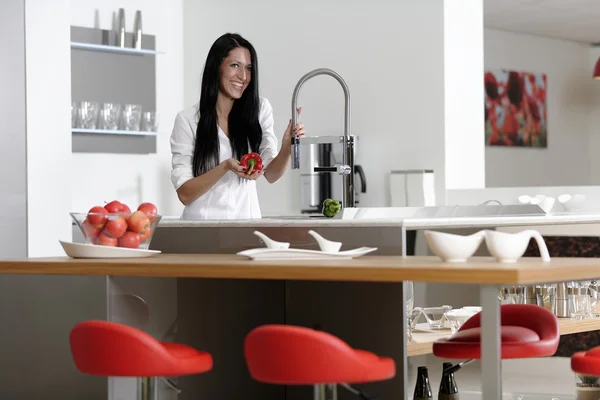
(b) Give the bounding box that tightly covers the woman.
[170,33,305,220]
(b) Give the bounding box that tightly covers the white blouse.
[170,97,279,220]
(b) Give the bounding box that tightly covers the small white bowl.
[462,306,482,313]
[483,229,550,263]
[424,230,484,262]
[446,309,476,334]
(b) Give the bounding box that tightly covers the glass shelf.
[72,128,158,136]
[70,42,162,56]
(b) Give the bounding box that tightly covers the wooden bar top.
[1,254,600,284]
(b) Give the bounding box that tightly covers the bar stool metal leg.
[313,383,337,400]
[138,377,158,400]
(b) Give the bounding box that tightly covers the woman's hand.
[281,107,306,149]
[224,158,263,180]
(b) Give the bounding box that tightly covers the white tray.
[59,240,161,259]
[237,247,377,260]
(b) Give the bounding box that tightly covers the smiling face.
[219,47,252,100]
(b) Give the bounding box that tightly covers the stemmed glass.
[405,281,415,341]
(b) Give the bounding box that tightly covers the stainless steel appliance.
[299,141,366,214]
[291,68,357,209]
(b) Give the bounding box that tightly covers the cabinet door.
[285,280,405,400]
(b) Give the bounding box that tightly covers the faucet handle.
[314,164,351,175]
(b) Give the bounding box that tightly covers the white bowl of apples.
[70,200,161,250]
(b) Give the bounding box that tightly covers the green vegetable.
[322,199,342,218]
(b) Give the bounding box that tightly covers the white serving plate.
[237,247,377,261]
[59,240,161,259]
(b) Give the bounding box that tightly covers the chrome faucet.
[291,68,355,208]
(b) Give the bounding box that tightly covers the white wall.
[0,0,27,258]
[183,0,447,215]
[484,29,593,188]
[70,1,185,217]
[588,48,600,184]
[444,0,485,190]
[26,0,72,256]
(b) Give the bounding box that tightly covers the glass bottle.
[438,362,459,400]
[413,366,433,400]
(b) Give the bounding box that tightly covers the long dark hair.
[192,33,262,176]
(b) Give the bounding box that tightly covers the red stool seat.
[572,347,600,376]
[433,304,559,359]
[244,324,395,385]
[70,320,213,377]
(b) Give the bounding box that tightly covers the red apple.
[105,200,123,214]
[121,203,131,214]
[103,217,128,238]
[95,233,118,247]
[127,211,150,233]
[118,232,141,248]
[138,228,152,242]
[137,202,158,221]
[87,206,108,225]
[82,219,102,239]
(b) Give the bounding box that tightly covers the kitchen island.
[6,254,600,400]
[63,209,600,399]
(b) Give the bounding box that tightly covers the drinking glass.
[405,281,414,341]
[422,305,452,330]
[499,286,525,305]
[536,283,557,315]
[569,281,591,320]
[77,101,100,129]
[141,111,158,132]
[99,103,122,130]
[122,104,143,131]
[71,101,79,128]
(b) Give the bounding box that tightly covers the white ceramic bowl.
[484,229,550,263]
[446,309,476,334]
[462,306,482,313]
[424,230,484,262]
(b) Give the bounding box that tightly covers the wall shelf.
[70,41,162,56]
[70,25,158,154]
[72,128,158,137]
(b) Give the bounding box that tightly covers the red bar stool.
[433,304,559,360]
[572,347,600,376]
[70,320,213,400]
[244,324,396,400]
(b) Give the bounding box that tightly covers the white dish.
[308,230,342,252]
[424,230,484,262]
[59,240,161,259]
[253,231,290,249]
[237,247,377,261]
[483,229,550,263]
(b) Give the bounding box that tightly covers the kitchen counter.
[4,254,600,284]
[157,211,600,229]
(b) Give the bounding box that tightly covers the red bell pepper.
[240,152,263,175]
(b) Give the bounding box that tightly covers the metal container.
[299,139,366,214]
[133,10,143,49]
[556,282,569,318]
[524,285,537,305]
[116,8,126,48]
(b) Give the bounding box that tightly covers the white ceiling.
[484,0,600,44]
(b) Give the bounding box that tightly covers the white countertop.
[157,211,600,230]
